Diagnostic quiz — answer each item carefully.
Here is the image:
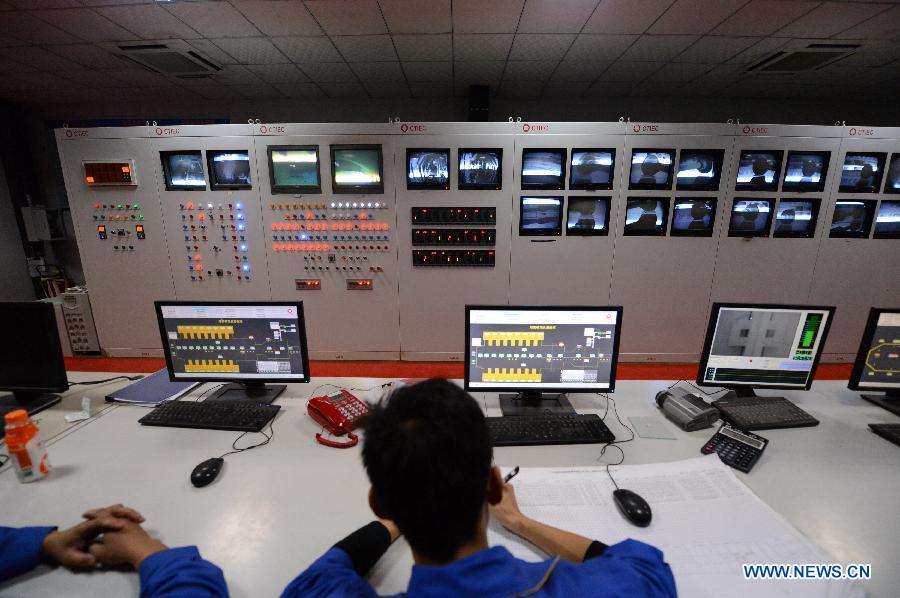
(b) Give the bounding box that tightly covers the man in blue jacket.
[284,378,676,597]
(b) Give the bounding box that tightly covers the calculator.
[701,423,768,473]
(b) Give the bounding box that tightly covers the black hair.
[361,378,493,562]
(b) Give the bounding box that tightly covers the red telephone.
[307,390,369,448]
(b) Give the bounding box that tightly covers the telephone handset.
[307,390,369,448]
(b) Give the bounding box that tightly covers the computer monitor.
[886,154,900,194]
[459,148,502,190]
[407,148,450,190]
[519,196,563,236]
[569,149,614,190]
[330,145,384,194]
[521,148,565,190]
[728,199,773,237]
[207,150,252,190]
[161,151,206,191]
[873,200,900,239]
[670,198,716,236]
[781,151,830,193]
[624,198,668,236]
[0,302,68,419]
[698,303,834,399]
[839,153,885,193]
[829,200,876,238]
[734,150,783,192]
[465,305,622,416]
[268,146,321,194]
[566,197,610,236]
[628,149,674,190]
[772,199,820,238]
[155,301,310,403]
[675,149,724,191]
[849,308,900,415]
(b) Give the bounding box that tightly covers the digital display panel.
[873,200,900,239]
[566,197,610,236]
[675,149,724,191]
[670,199,716,236]
[269,146,321,193]
[459,149,502,190]
[161,151,205,190]
[839,153,885,193]
[569,149,614,190]
[629,150,674,190]
[407,149,450,190]
[521,148,565,189]
[782,151,829,192]
[208,151,251,189]
[331,145,383,194]
[728,199,773,237]
[734,150,783,191]
[519,196,563,236]
[624,198,668,236]
[830,200,875,238]
[773,199,819,238]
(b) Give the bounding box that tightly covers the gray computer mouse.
[190,457,224,488]
[612,488,652,527]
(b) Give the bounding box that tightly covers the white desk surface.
[1,374,898,598]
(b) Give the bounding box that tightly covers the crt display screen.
[521,149,564,188]
[729,199,772,235]
[782,151,828,191]
[164,152,206,188]
[566,197,609,234]
[332,147,382,188]
[735,151,781,189]
[676,150,723,190]
[520,196,562,235]
[210,151,251,187]
[271,148,320,189]
[459,150,502,188]
[624,198,667,234]
[570,150,614,189]
[773,200,817,236]
[671,199,715,234]
[839,153,884,192]
[407,150,449,188]
[874,200,900,238]
[886,155,900,193]
[629,151,674,189]
[830,201,874,238]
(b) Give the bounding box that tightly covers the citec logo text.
[399,123,427,133]
[154,127,181,136]
[742,125,769,135]
[64,129,89,138]
[848,127,874,137]
[522,123,550,133]
[632,124,659,133]
[259,125,285,134]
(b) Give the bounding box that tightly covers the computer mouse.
[190,458,224,488]
[612,489,652,527]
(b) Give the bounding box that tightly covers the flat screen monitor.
[407,149,450,190]
[161,151,206,191]
[734,150,783,191]
[155,301,309,403]
[782,151,830,192]
[624,198,668,236]
[698,303,834,392]
[207,150,252,190]
[459,149,502,190]
[873,200,900,239]
[569,149,614,190]
[519,196,563,236]
[772,199,820,238]
[628,149,674,190]
[268,146,321,194]
[886,154,900,194]
[728,199,773,237]
[566,197,610,236]
[675,149,724,191]
[521,148,565,190]
[670,198,716,236]
[848,308,900,408]
[839,153,885,193]
[330,145,384,194]
[829,200,876,238]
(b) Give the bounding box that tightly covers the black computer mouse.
[612,489,652,527]
[190,458,224,488]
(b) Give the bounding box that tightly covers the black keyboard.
[486,414,615,446]
[869,423,900,448]
[138,401,280,432]
[712,396,818,431]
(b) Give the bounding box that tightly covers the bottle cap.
[3,409,29,425]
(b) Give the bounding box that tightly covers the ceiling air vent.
[105,40,221,79]
[747,43,861,73]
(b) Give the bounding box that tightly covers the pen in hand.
[503,466,520,483]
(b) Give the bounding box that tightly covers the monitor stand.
[860,390,900,418]
[720,387,784,401]
[499,391,574,417]
[0,391,62,418]
[205,382,285,404]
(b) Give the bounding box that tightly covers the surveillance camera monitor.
[675,149,725,191]
[772,199,820,238]
[734,150,783,192]
[839,153,885,193]
[624,198,668,236]
[161,151,206,191]
[207,150,252,190]
[829,200,876,238]
[569,149,615,190]
[782,151,830,193]
[628,149,674,190]
[670,198,716,236]
[873,200,900,239]
[728,199,773,237]
[407,148,450,190]
[885,154,900,194]
[848,308,900,415]
[268,146,321,194]
[519,196,563,236]
[459,148,502,190]
[521,148,565,190]
[566,197,610,236]
[331,145,384,194]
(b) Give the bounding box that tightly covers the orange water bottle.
[4,410,51,483]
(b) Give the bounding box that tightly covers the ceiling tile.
[675,78,727,96]
[453,0,524,33]
[454,60,506,82]
[185,39,239,66]
[0,46,82,71]
[271,36,342,63]
[835,6,900,40]
[652,62,708,81]
[410,81,452,98]
[518,0,598,34]
[649,0,747,35]
[402,61,452,82]
[0,59,37,74]
[110,67,172,86]
[453,34,514,61]
[332,35,397,62]
[212,38,289,65]
[6,0,81,8]
[393,34,451,61]
[776,2,888,38]
[362,80,409,98]
[58,69,129,88]
[3,11,80,44]
[246,63,311,83]
[164,2,260,37]
[674,36,759,63]
[37,8,139,43]
[618,35,698,61]
[380,0,451,34]
[305,0,387,35]
[631,78,680,96]
[583,0,673,34]
[272,82,327,99]
[503,60,558,81]
[551,59,612,81]
[543,80,591,97]
[509,33,576,61]
[564,34,637,62]
[454,80,500,96]
[233,1,322,36]
[713,1,817,37]
[600,60,663,81]
[498,80,542,99]
[318,81,368,97]
[701,63,746,81]
[725,37,789,65]
[299,62,356,82]
[350,61,405,82]
[836,43,900,68]
[95,4,200,39]
[0,33,26,48]
[191,85,245,100]
[210,64,264,85]
[231,83,286,99]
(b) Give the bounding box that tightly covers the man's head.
[362,378,499,562]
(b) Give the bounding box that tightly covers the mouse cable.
[218,419,275,460]
[68,375,144,386]
[664,379,730,398]
[596,394,636,491]
[301,382,385,403]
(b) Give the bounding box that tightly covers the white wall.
[0,159,34,300]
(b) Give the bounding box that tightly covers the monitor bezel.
[565,196,611,237]
[838,152,886,194]
[521,147,567,190]
[458,148,503,190]
[406,148,451,191]
[675,148,725,192]
[623,197,669,236]
[568,148,616,191]
[464,304,624,394]
[160,150,207,192]
[0,302,69,393]
[848,307,900,392]
[772,197,821,239]
[330,144,385,195]
[728,198,774,238]
[206,149,253,191]
[696,302,836,392]
[627,148,675,191]
[829,199,876,239]
[669,198,717,237]
[873,200,900,239]
[519,195,564,236]
[781,150,831,193]
[267,145,322,195]
[734,149,784,192]
[884,153,900,194]
[154,300,311,385]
